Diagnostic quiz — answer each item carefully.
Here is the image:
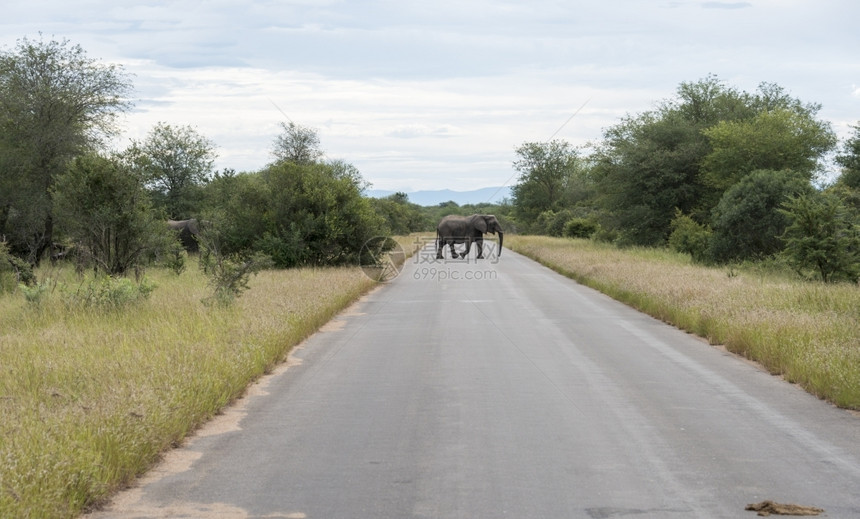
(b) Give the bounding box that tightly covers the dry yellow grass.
[508,235,860,409]
[0,262,376,518]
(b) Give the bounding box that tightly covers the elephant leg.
[476,237,484,259]
[462,238,472,259]
[448,241,457,259]
[436,236,443,259]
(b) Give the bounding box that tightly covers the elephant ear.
[472,215,488,233]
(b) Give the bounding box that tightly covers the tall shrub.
[709,169,812,262]
[52,153,168,275]
[780,192,860,282]
[668,210,712,263]
[202,162,384,268]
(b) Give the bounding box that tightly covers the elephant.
[167,219,201,252]
[436,214,503,260]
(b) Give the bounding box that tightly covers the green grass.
[0,261,377,518]
[508,235,860,410]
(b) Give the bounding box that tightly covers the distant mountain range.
[366,186,513,206]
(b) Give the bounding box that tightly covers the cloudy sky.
[2,1,858,192]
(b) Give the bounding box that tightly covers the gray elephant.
[167,219,201,252]
[436,214,504,259]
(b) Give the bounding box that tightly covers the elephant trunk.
[497,231,503,256]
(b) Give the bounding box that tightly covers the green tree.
[593,110,709,245]
[702,108,836,191]
[828,124,860,219]
[780,192,859,282]
[670,74,754,125]
[591,76,748,245]
[511,140,580,223]
[709,169,813,262]
[202,161,384,268]
[52,153,168,275]
[369,193,430,235]
[0,36,132,263]
[127,122,217,219]
[272,121,323,165]
[327,158,370,192]
[835,123,860,190]
[200,172,269,254]
[592,77,834,247]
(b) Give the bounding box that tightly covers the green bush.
[368,193,430,235]
[536,209,575,237]
[562,218,598,239]
[0,246,30,294]
[668,210,712,263]
[201,162,384,268]
[18,279,53,306]
[52,153,169,275]
[199,249,272,307]
[709,169,812,262]
[780,192,860,282]
[161,246,188,275]
[592,225,619,244]
[0,240,35,292]
[61,276,156,311]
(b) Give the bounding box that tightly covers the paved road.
[92,244,860,518]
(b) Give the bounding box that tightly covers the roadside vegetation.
[508,235,860,410]
[0,261,377,517]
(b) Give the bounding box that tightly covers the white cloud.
[3,0,859,191]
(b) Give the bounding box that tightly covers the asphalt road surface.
[91,244,860,518]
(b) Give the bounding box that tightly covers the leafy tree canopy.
[780,192,859,282]
[125,122,217,219]
[201,161,384,268]
[702,108,836,191]
[709,169,813,263]
[835,123,860,190]
[368,193,431,235]
[592,110,708,245]
[52,153,169,275]
[0,35,132,263]
[511,139,581,222]
[271,121,323,165]
[590,75,835,247]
